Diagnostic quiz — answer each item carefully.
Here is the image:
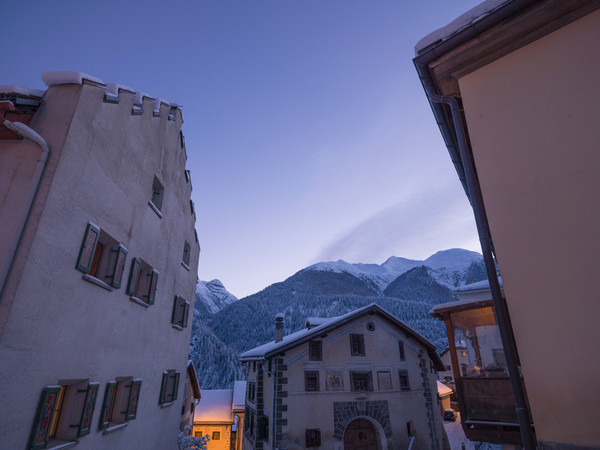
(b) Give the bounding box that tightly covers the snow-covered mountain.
[306,248,483,293]
[195,279,238,314]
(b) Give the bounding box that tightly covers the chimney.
[275,313,284,343]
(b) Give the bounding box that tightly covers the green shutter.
[28,386,61,449]
[126,258,141,296]
[183,301,190,328]
[98,381,117,430]
[126,379,142,420]
[76,223,100,273]
[147,270,159,305]
[110,245,128,289]
[78,383,99,437]
[172,372,180,400]
[159,372,169,405]
[171,296,180,325]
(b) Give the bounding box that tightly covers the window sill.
[82,274,113,291]
[172,324,184,331]
[47,439,79,450]
[103,423,128,435]
[181,261,190,271]
[160,401,174,408]
[130,296,150,308]
[148,201,163,218]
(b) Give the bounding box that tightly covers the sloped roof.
[437,380,454,397]
[240,303,445,370]
[194,389,234,424]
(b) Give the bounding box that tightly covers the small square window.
[212,431,220,440]
[309,341,322,361]
[350,334,365,356]
[150,176,164,212]
[76,223,127,289]
[98,378,142,430]
[306,429,321,447]
[399,370,410,390]
[182,241,191,267]
[171,296,190,328]
[304,371,319,392]
[159,370,180,405]
[194,431,202,438]
[350,371,373,392]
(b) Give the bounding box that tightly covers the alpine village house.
[0,72,200,449]
[240,304,448,450]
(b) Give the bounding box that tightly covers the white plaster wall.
[0,81,199,449]
[458,9,600,447]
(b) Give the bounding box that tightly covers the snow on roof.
[415,0,511,54]
[240,303,445,370]
[42,71,104,86]
[194,389,234,423]
[0,86,45,98]
[437,381,453,397]
[430,296,494,319]
[454,277,502,294]
[232,381,246,411]
[305,317,338,328]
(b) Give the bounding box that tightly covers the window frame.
[398,340,406,361]
[305,429,321,447]
[398,370,411,391]
[308,340,322,361]
[304,371,320,392]
[350,333,365,356]
[159,370,180,406]
[171,295,190,329]
[350,371,373,392]
[98,378,142,430]
[126,258,159,306]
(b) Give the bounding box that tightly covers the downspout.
[0,102,50,301]
[414,62,536,449]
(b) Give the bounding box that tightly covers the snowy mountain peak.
[195,279,239,314]
[423,248,482,270]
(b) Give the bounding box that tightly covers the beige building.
[0,71,199,449]
[192,381,246,450]
[240,304,448,450]
[415,1,600,448]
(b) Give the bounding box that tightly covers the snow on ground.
[443,413,502,450]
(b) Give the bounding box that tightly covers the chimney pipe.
[275,313,284,343]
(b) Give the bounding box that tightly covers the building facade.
[0,72,199,449]
[240,304,448,450]
[415,1,600,448]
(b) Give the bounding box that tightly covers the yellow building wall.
[192,423,231,450]
[458,9,600,447]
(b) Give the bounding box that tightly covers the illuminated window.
[212,431,220,440]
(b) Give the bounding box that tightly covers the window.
[182,241,191,268]
[247,382,256,402]
[304,371,319,392]
[309,341,322,361]
[461,351,467,358]
[445,365,451,371]
[190,200,195,216]
[350,372,373,392]
[29,380,99,449]
[398,370,410,390]
[306,429,321,447]
[212,431,220,440]
[244,408,256,440]
[377,371,392,390]
[398,341,405,361]
[149,175,164,214]
[194,431,202,438]
[159,370,180,406]
[126,258,159,306]
[350,334,365,356]
[98,378,141,430]
[171,295,190,329]
[407,421,414,437]
[257,415,269,440]
[76,223,127,290]
[492,348,507,368]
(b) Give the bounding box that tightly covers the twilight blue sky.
[1,0,483,298]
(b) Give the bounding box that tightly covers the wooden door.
[343,418,379,450]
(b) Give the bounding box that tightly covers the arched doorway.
[343,418,380,450]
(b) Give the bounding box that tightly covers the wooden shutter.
[78,383,99,437]
[126,379,142,420]
[76,223,100,273]
[110,245,128,289]
[183,301,190,328]
[147,270,159,305]
[28,386,61,449]
[158,372,169,405]
[126,258,141,296]
[171,296,180,325]
[172,372,180,400]
[98,381,117,430]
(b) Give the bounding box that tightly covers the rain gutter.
[0,102,50,301]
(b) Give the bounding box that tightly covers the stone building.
[0,71,199,449]
[240,304,447,450]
